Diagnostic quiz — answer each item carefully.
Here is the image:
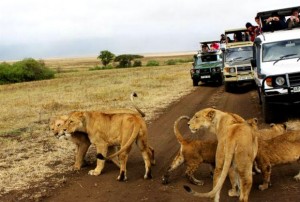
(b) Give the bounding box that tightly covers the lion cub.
[162,116,217,185]
[256,130,300,190]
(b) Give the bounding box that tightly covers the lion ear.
[283,123,287,130]
[253,118,258,124]
[270,123,275,127]
[206,110,216,120]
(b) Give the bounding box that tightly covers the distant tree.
[114,54,143,68]
[97,50,115,67]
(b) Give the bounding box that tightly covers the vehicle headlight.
[275,76,285,86]
[215,67,221,72]
[229,68,235,73]
[211,68,216,72]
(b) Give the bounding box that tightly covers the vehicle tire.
[193,79,199,86]
[262,100,275,123]
[225,82,231,92]
[216,76,224,86]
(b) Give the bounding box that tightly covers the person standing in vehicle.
[245,22,257,42]
[287,8,300,29]
[263,12,287,31]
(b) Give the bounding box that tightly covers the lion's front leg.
[258,161,272,191]
[73,136,91,171]
[89,143,108,176]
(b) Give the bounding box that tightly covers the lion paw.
[88,169,101,176]
[73,165,81,171]
[294,174,300,181]
[117,171,128,181]
[258,184,268,191]
[228,189,239,197]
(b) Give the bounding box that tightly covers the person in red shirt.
[210,42,220,50]
[245,22,258,42]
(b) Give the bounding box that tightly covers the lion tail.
[130,92,145,117]
[183,142,236,198]
[174,116,190,144]
[97,118,141,160]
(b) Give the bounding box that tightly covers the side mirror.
[251,59,257,68]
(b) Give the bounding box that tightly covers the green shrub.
[146,60,159,67]
[165,59,177,65]
[0,58,55,84]
[89,65,113,71]
[133,60,142,67]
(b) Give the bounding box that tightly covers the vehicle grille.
[200,68,210,74]
[237,66,251,72]
[289,72,300,86]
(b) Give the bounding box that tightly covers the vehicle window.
[201,54,218,62]
[225,46,253,62]
[262,39,300,62]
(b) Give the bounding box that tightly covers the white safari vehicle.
[222,28,254,92]
[251,6,300,122]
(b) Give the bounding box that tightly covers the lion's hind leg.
[185,159,204,186]
[136,137,152,180]
[117,148,131,181]
[162,150,184,184]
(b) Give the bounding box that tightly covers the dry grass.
[0,54,195,197]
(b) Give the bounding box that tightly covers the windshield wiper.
[242,57,253,61]
[229,57,242,62]
[273,54,297,65]
[297,57,300,62]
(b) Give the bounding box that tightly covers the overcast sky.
[0,0,299,60]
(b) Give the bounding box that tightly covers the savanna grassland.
[0,54,195,200]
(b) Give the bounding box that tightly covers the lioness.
[255,130,300,190]
[61,110,155,181]
[183,108,258,202]
[49,92,145,170]
[162,116,217,185]
[50,115,92,170]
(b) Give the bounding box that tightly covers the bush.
[165,59,177,65]
[0,58,55,84]
[114,54,144,68]
[133,60,142,67]
[89,65,113,71]
[146,60,159,67]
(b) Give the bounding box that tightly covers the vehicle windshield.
[262,39,300,62]
[196,54,221,65]
[225,46,253,62]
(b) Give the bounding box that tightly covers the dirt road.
[6,84,300,202]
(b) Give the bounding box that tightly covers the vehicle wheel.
[225,82,231,92]
[216,77,224,86]
[262,100,275,123]
[193,79,199,86]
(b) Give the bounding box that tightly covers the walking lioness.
[61,110,155,181]
[49,92,146,170]
[183,108,258,202]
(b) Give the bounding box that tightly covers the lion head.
[188,108,217,133]
[62,111,86,134]
[269,123,287,133]
[49,115,70,140]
